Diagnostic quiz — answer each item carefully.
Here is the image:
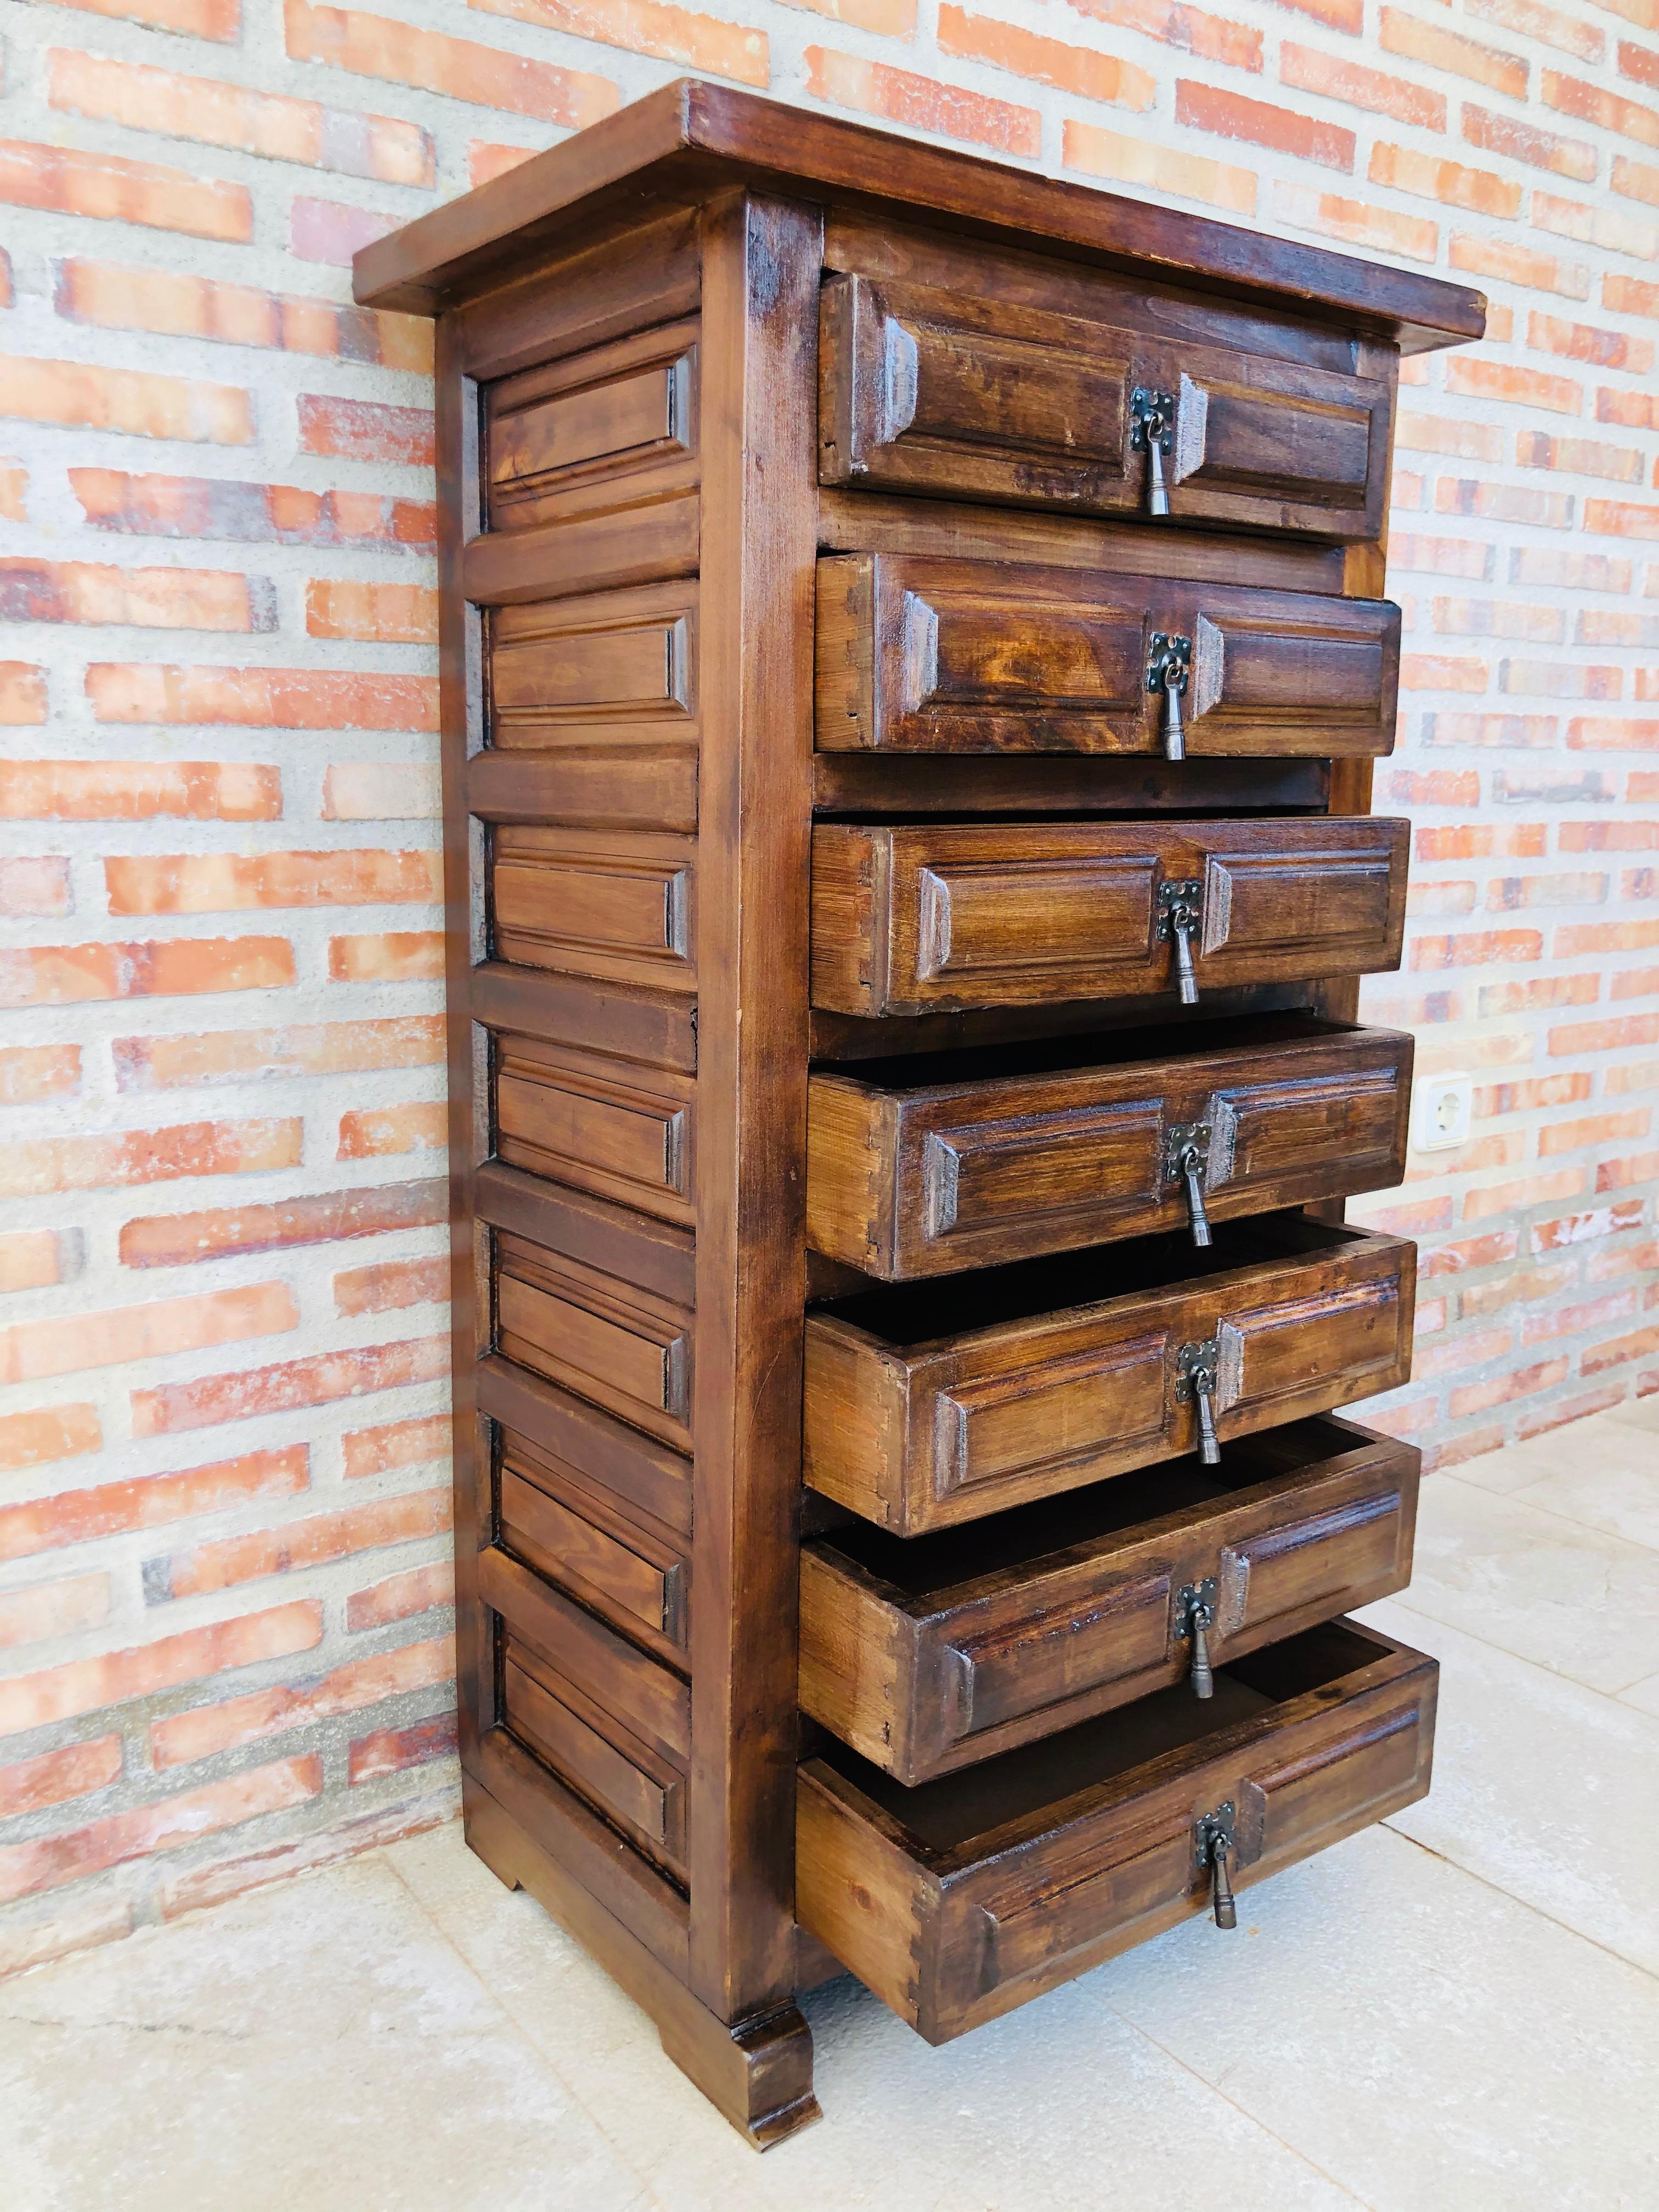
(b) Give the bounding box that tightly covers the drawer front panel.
[495,1037,694,1227]
[811,819,1408,1018]
[816,554,1399,758]
[808,1025,1413,1282]
[503,1641,687,1878]
[492,826,695,994]
[801,1412,1420,1780]
[494,1231,693,1446]
[796,1624,1436,2041]
[803,1222,1415,1530]
[500,1458,688,1651]
[485,318,697,526]
[819,274,1391,540]
[488,582,697,750]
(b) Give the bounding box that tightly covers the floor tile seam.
[1384,1593,1659,1699]
[1378,1823,1659,1988]
[1433,1470,1659,1557]
[376,1844,674,2208]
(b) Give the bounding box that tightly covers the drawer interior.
[815,1008,1353,1091]
[811,1618,1386,1852]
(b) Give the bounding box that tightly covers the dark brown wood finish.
[363,81,1480,2143]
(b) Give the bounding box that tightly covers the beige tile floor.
[3,1396,1656,2212]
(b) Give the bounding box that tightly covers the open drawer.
[797,1618,1435,2042]
[802,1411,1419,1780]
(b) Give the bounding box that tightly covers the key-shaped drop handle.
[1147,634,1192,761]
[1176,1576,1218,1699]
[1156,877,1203,1007]
[1195,1803,1238,1929]
[1131,386,1176,517]
[1165,1124,1214,1249]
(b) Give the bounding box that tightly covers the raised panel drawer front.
[815,554,1401,758]
[806,1014,1412,1279]
[796,1618,1436,2042]
[802,1411,1419,1780]
[804,1214,1415,1530]
[818,274,1392,540]
[810,817,1408,1018]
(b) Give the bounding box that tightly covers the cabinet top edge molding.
[353,77,1486,354]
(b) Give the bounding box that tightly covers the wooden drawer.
[815,554,1400,759]
[804,1212,1414,1528]
[807,1014,1412,1279]
[819,274,1391,541]
[494,1229,693,1451]
[802,1410,1418,1779]
[798,1617,1436,2042]
[811,816,1408,1018]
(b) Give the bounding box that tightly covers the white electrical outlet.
[1413,1071,1472,1154]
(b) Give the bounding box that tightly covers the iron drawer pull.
[1131,386,1176,517]
[1164,1123,1214,1248]
[1147,633,1192,760]
[1176,1576,1218,1699]
[1176,1340,1222,1465]
[1155,877,1203,1005]
[1195,1803,1238,1929]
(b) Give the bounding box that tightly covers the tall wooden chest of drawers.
[356,80,1485,2146]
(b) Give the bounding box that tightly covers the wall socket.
[1413,1071,1472,1154]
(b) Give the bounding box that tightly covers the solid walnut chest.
[357,79,1483,2146]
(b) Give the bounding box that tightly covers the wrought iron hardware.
[1155,877,1203,1006]
[1176,1341,1222,1469]
[1175,1575,1218,1698]
[1147,633,1192,760]
[1130,386,1176,517]
[1195,1802,1238,1929]
[1164,1120,1213,1248]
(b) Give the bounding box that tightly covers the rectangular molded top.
[353,78,1485,355]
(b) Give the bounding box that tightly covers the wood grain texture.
[801,1412,1420,1777]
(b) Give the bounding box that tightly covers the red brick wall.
[2,0,1656,1967]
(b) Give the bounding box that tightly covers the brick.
[1510,551,1632,592]
[328,930,444,982]
[0,1573,111,1651]
[0,354,251,445]
[1350,1194,1453,1234]
[1413,1324,1515,1379]
[342,1413,449,1479]
[805,48,1041,155]
[1605,273,1659,318]
[1583,1322,1659,1372]
[1380,8,1528,94]
[1176,79,1352,170]
[290,196,399,268]
[1562,818,1659,849]
[1612,968,1659,1000]
[1519,432,1644,482]
[335,1256,449,1317]
[321,763,440,819]
[0,138,250,241]
[1587,1228,1659,1270]
[0,1405,101,1475]
[1578,611,1659,645]
[0,1281,296,1387]
[1369,143,1519,217]
[0,1602,321,1735]
[1533,187,1659,259]
[71,470,435,551]
[1614,154,1659,207]
[349,1713,456,1784]
[1363,987,1463,1026]
[1419,1229,1520,1277]
[1432,598,1562,643]
[33,0,239,34]
[1501,659,1619,697]
[1467,0,1604,63]
[1567,715,1659,752]
[1596,390,1659,431]
[150,1635,452,1767]
[1549,1011,1659,1052]
[1446,358,1582,415]
[0,1447,308,1563]
[1401,652,1489,689]
[0,559,273,633]
[0,938,295,1011]
[1460,1261,1575,1317]
[1413,928,1543,968]
[1424,711,1558,747]
[1488,869,1610,907]
[158,1794,452,1921]
[105,849,440,915]
[285,0,620,125]
[1066,121,1257,214]
[1388,769,1482,804]
[345,1560,453,1632]
[1584,501,1659,540]
[296,393,433,467]
[1,760,279,821]
[1623,36,1659,85]
[119,1177,447,1267]
[337,1102,446,1158]
[1448,233,1590,299]
[1541,1108,1652,1156]
[1270,0,1363,29]
[1541,68,1659,149]
[0,1045,83,1105]
[1449,1356,1570,1418]
[1532,1199,1645,1251]
[468,140,539,188]
[0,1757,321,1904]
[55,262,431,374]
[0,663,48,724]
[87,664,439,731]
[146,1489,451,1600]
[0,460,28,523]
[0,1229,80,1293]
[115,1015,442,1091]
[0,1737,121,1819]
[1517,1383,1633,1436]
[1068,0,1263,67]
[131,1335,449,1435]
[937,7,1155,109]
[0,859,74,918]
[1557,923,1659,957]
[1271,180,1437,256]
[306,580,437,642]
[46,48,433,188]
[471,0,768,87]
[1422,1424,1506,1470]
[1280,42,1446,127]
[1437,479,1575,528]
[1398,413,1504,461]
[1417,821,1549,856]
[0,1118,301,1201]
